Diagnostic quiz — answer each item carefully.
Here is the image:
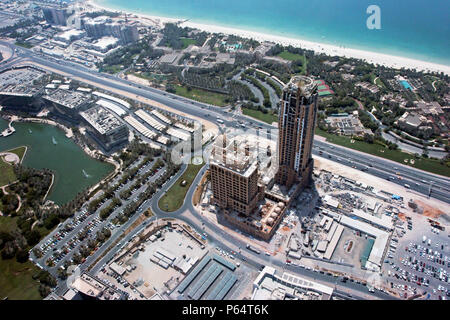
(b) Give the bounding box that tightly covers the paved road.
[313,141,450,203]
[2,42,444,299]
[148,165,396,300]
[3,42,447,204]
[31,157,164,276]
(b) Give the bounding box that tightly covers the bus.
[216,119,224,124]
[246,244,261,254]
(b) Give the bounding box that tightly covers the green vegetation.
[101,65,123,74]
[0,216,17,234]
[241,73,271,108]
[161,24,207,50]
[182,71,226,92]
[0,146,26,186]
[242,107,278,124]
[174,85,229,106]
[15,41,33,49]
[228,81,258,103]
[0,214,56,300]
[276,50,307,74]
[315,128,450,177]
[159,161,204,212]
[99,197,121,220]
[131,72,168,82]
[84,10,120,19]
[180,38,197,49]
[0,158,16,187]
[265,77,282,98]
[0,258,42,300]
[277,50,304,61]
[98,37,164,73]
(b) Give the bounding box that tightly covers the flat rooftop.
[43,89,91,109]
[80,106,125,135]
[0,67,45,96]
[253,266,333,300]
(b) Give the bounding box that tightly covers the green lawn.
[0,146,26,187]
[15,41,33,49]
[0,216,18,233]
[158,162,204,212]
[242,108,278,124]
[0,258,42,300]
[131,72,167,81]
[0,158,16,187]
[315,128,450,177]
[181,38,197,49]
[175,85,229,107]
[102,64,123,74]
[277,51,307,74]
[0,217,42,300]
[277,51,304,61]
[375,77,384,87]
[370,74,385,88]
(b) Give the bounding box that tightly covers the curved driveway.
[149,163,396,300]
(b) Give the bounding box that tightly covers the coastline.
[88,0,450,75]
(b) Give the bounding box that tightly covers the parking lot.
[383,216,449,300]
[31,156,166,272]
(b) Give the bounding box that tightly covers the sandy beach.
[88,0,450,75]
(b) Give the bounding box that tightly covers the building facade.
[276,76,318,189]
[83,17,139,44]
[209,135,264,216]
[80,106,129,151]
[42,6,68,26]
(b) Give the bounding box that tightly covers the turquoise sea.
[95,0,450,66]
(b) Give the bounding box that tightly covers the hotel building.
[276,76,318,190]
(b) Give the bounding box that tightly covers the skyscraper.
[276,76,318,189]
[42,6,69,26]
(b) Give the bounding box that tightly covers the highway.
[2,42,444,299]
[2,41,447,204]
[75,164,395,300]
[313,141,450,203]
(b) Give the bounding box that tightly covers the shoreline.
[1,115,120,203]
[88,0,450,75]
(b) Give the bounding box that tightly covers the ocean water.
[96,0,450,66]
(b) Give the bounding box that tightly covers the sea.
[94,0,450,66]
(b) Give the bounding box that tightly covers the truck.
[216,118,224,124]
[246,244,260,254]
[422,236,427,243]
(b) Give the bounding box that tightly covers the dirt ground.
[0,44,13,61]
[414,199,446,219]
[313,155,450,224]
[125,74,151,87]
